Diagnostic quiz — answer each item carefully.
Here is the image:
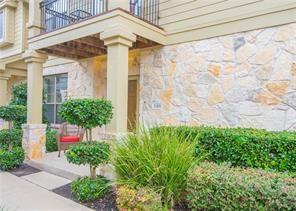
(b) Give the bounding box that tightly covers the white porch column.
[0,73,10,130]
[0,74,10,106]
[22,50,47,160]
[101,25,136,134]
[23,50,48,124]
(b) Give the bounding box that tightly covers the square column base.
[22,124,47,160]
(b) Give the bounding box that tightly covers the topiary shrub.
[0,147,25,171]
[59,98,113,141]
[152,126,296,172]
[0,129,22,148]
[187,162,296,210]
[8,83,27,128]
[71,175,110,202]
[45,129,58,152]
[66,142,110,179]
[0,105,26,129]
[114,128,195,208]
[0,105,26,150]
[116,185,163,211]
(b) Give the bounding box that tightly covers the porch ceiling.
[42,34,159,60]
[28,9,167,60]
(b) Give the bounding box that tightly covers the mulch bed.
[52,183,118,211]
[9,164,41,177]
[52,183,190,211]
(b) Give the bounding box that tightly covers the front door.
[128,78,138,131]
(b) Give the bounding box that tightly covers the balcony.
[40,0,160,33]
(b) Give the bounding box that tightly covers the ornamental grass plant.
[113,127,196,208]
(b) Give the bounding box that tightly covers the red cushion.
[60,136,80,143]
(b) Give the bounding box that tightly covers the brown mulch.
[52,184,118,211]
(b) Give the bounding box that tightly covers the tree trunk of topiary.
[89,129,92,142]
[85,129,93,142]
[90,165,96,179]
[85,129,89,141]
[8,121,13,151]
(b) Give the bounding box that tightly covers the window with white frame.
[44,74,68,124]
[0,9,4,41]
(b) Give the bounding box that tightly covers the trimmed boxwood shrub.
[0,147,25,171]
[59,98,113,141]
[152,126,296,172]
[71,176,110,202]
[187,162,296,210]
[0,129,22,148]
[66,142,110,179]
[45,130,58,152]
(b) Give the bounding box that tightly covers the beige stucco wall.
[139,22,296,131]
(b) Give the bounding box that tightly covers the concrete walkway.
[26,151,115,181]
[0,171,92,211]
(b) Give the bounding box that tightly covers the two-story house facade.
[1,0,296,158]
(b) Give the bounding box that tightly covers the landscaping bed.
[53,183,118,210]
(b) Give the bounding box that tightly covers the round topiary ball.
[0,147,25,171]
[0,129,22,148]
[66,141,110,179]
[66,142,110,166]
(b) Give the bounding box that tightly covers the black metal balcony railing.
[40,0,108,32]
[130,0,159,25]
[40,0,160,33]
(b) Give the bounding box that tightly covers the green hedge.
[152,126,296,172]
[46,130,58,152]
[187,162,296,210]
[0,129,22,148]
[0,147,25,171]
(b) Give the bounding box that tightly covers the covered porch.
[0,55,27,129]
[22,0,166,161]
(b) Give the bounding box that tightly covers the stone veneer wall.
[139,23,296,131]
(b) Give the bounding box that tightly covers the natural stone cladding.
[22,124,47,160]
[139,23,296,131]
